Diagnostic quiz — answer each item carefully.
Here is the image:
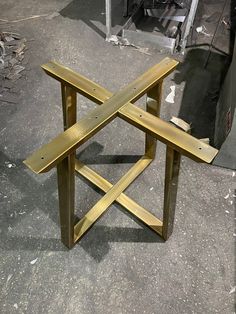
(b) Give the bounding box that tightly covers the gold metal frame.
[24,58,218,249]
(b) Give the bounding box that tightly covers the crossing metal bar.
[24,58,218,248]
[25,58,178,174]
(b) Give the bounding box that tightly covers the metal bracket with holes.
[24,58,218,249]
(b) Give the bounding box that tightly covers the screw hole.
[198,147,202,150]
[41,157,44,160]
[95,116,98,119]
[133,87,136,90]
[140,115,142,118]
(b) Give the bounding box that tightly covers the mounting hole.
[95,116,98,119]
[140,114,142,118]
[133,87,136,90]
[198,147,202,150]
[41,157,44,160]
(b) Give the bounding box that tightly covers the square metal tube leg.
[162,146,181,240]
[57,85,77,248]
[145,82,162,159]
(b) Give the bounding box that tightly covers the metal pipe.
[106,0,112,40]
[180,0,199,52]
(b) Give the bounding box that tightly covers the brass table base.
[24,58,218,249]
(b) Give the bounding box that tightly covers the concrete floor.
[0,0,235,313]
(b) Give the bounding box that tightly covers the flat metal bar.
[122,29,176,54]
[74,156,152,242]
[162,147,181,240]
[118,104,218,163]
[75,159,163,236]
[42,61,112,105]
[56,85,77,248]
[41,62,217,162]
[24,58,178,174]
[145,82,163,159]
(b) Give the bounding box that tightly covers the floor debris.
[196,25,211,37]
[199,138,210,145]
[6,274,13,284]
[170,117,191,133]
[107,35,151,55]
[30,258,38,265]
[0,14,50,24]
[0,31,26,104]
[224,194,229,199]
[165,86,176,104]
[5,162,16,168]
[229,286,235,294]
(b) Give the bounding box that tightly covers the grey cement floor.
[0,1,235,313]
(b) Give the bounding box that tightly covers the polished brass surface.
[162,147,181,240]
[24,58,178,174]
[75,160,163,237]
[24,58,219,248]
[145,83,162,159]
[74,156,152,242]
[57,85,77,248]
[118,104,218,163]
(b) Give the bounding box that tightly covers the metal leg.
[180,0,199,52]
[162,146,181,240]
[57,85,77,248]
[123,0,129,17]
[145,82,163,159]
[106,0,112,40]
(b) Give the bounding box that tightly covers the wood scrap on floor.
[0,31,26,104]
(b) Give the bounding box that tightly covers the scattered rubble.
[0,31,26,104]
[107,35,151,55]
[165,85,176,104]
[30,258,38,265]
[0,31,26,81]
[196,25,211,37]
[170,117,191,133]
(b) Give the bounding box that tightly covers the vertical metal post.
[123,0,129,17]
[145,82,163,159]
[180,0,199,52]
[106,0,112,40]
[57,85,77,248]
[162,146,181,240]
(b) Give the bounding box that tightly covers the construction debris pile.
[0,31,26,103]
[0,31,26,80]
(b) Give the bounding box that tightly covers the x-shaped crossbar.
[24,58,218,249]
